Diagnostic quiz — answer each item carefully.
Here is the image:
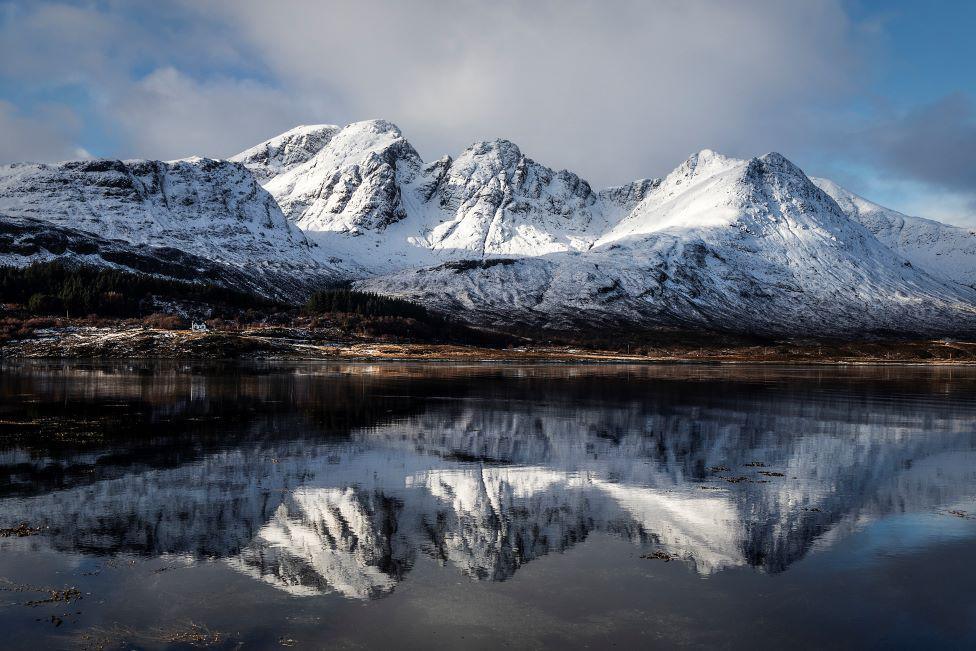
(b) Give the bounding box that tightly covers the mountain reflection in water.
[1,362,975,607]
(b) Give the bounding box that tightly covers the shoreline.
[3,326,976,365]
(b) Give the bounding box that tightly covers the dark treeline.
[305,288,513,346]
[0,262,277,317]
[304,288,429,320]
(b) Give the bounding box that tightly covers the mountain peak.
[684,148,737,171]
[320,120,417,164]
[453,139,526,174]
[468,138,522,155]
[231,124,341,184]
[259,119,422,234]
[688,148,717,163]
[292,123,340,134]
[754,151,806,177]
[342,119,404,138]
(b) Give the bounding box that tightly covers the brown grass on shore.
[3,324,975,364]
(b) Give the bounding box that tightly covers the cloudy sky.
[1,0,975,226]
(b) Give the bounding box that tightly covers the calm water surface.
[1,362,975,649]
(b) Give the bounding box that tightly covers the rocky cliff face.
[259,120,423,235]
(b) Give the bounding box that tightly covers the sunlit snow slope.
[813,177,976,290]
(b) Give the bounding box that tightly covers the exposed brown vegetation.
[0,522,42,537]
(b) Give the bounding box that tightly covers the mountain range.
[2,119,976,336]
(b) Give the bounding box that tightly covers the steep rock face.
[263,120,423,234]
[421,139,605,255]
[597,177,661,217]
[813,177,976,290]
[230,124,340,184]
[0,158,332,299]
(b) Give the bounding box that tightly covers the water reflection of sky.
[809,510,976,571]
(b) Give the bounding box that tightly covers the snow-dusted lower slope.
[812,177,976,290]
[0,215,316,299]
[0,157,334,299]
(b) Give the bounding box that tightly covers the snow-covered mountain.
[812,177,976,290]
[1,118,974,335]
[233,120,976,336]
[241,120,657,273]
[254,120,423,238]
[0,157,334,299]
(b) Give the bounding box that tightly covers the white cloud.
[111,67,331,160]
